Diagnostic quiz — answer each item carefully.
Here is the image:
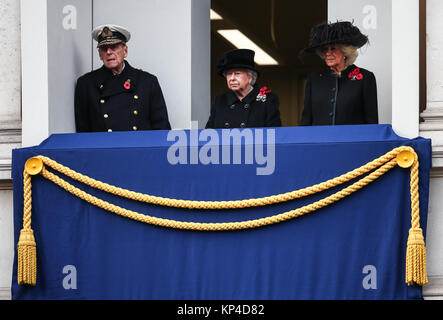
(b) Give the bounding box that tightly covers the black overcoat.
[301,64,378,126]
[205,85,281,129]
[75,60,171,132]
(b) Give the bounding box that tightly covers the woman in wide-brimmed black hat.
[300,21,378,126]
[205,49,281,129]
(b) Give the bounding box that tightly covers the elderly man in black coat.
[75,24,171,132]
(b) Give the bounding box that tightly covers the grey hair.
[247,70,258,86]
[316,44,359,67]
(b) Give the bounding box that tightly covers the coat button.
[134,95,139,100]
[104,114,109,118]
[329,112,333,117]
[244,104,249,109]
[133,126,138,131]
[133,110,138,115]
[240,122,246,128]
[225,122,230,128]
[230,104,235,109]
[330,99,335,103]
[331,87,336,91]
[108,129,112,132]
[99,84,104,89]
[100,99,105,104]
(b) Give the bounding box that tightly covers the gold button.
[134,95,139,100]
[99,84,103,89]
[25,157,44,175]
[108,129,112,132]
[396,150,415,168]
[133,110,138,115]
[104,114,109,118]
[100,99,105,104]
[133,126,137,131]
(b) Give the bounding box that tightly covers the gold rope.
[17,171,37,285]
[18,146,427,287]
[406,152,428,286]
[40,159,397,231]
[35,146,410,210]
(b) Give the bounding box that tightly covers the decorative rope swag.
[17,146,427,287]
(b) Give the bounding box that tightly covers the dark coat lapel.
[95,61,138,98]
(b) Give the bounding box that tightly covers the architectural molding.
[0,287,11,300]
[0,180,12,190]
[0,124,21,180]
[430,167,443,178]
[420,107,443,167]
[423,276,443,299]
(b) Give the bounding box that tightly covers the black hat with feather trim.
[301,21,368,54]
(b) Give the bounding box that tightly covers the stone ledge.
[0,287,11,300]
[0,120,21,132]
[431,166,443,178]
[423,276,443,300]
[419,108,443,168]
[0,125,21,179]
[0,179,12,190]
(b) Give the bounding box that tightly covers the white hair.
[316,44,359,68]
[247,70,258,86]
[223,69,258,86]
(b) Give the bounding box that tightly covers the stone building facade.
[0,0,442,299]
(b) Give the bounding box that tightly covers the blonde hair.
[316,44,359,67]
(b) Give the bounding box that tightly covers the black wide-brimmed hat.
[217,49,259,76]
[301,21,368,54]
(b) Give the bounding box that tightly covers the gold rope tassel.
[17,170,37,285]
[17,229,37,286]
[404,152,428,286]
[406,228,427,286]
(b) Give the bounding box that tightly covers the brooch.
[256,86,271,102]
[349,68,363,80]
[124,79,131,90]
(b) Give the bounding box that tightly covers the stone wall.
[0,0,21,300]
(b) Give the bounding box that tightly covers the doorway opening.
[210,0,327,126]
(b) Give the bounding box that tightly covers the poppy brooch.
[256,86,271,102]
[349,68,363,80]
[124,79,131,90]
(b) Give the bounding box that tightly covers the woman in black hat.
[205,49,281,129]
[300,21,378,126]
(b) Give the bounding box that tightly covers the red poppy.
[349,68,363,80]
[124,81,131,90]
[259,86,271,96]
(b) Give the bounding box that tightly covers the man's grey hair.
[316,44,359,68]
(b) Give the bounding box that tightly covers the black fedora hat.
[217,49,259,76]
[301,21,368,54]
